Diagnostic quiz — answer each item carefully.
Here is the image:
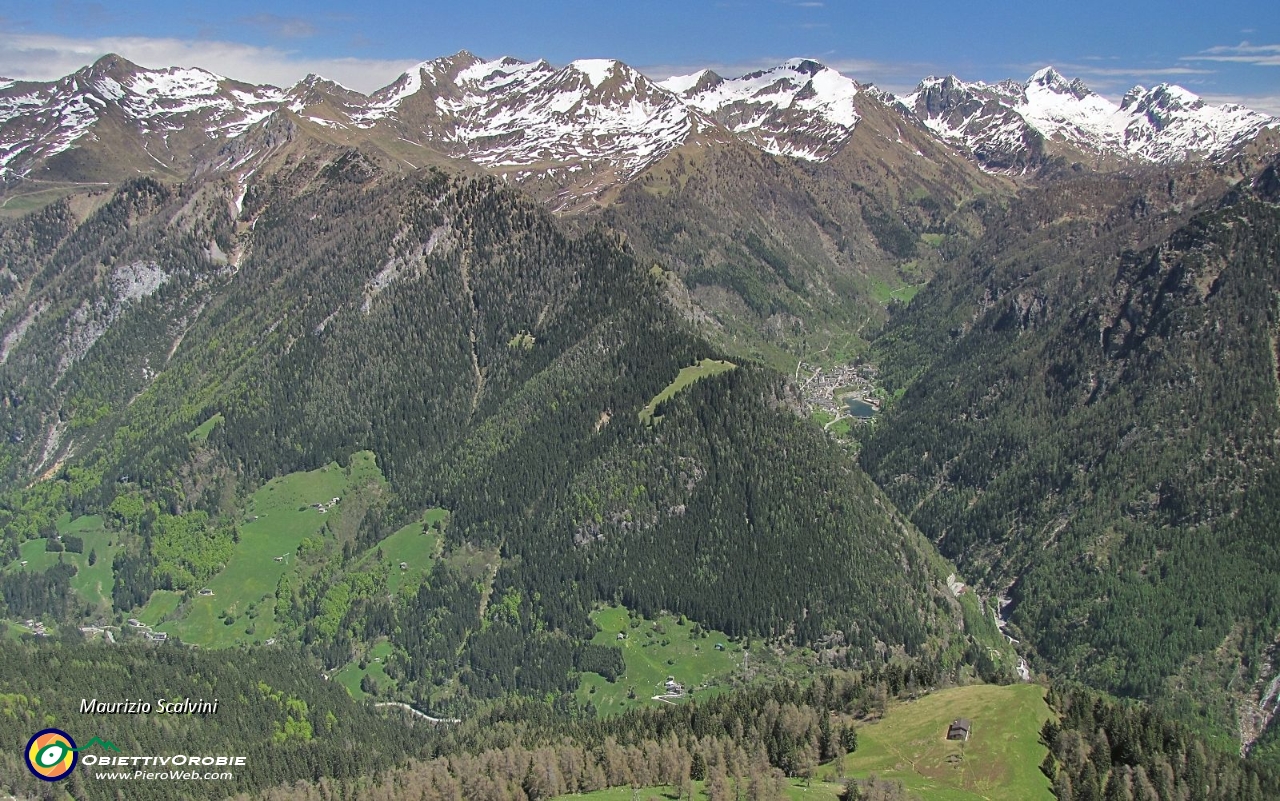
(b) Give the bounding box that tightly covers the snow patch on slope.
[571,59,617,88]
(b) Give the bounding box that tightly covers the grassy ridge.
[187,412,223,443]
[638,359,736,423]
[353,507,447,596]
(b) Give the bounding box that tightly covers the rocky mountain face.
[0,152,978,700]
[0,54,285,182]
[900,66,1277,172]
[658,58,862,160]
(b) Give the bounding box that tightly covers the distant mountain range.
[2,51,1275,200]
[900,66,1276,170]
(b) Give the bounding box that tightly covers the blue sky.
[2,0,1277,112]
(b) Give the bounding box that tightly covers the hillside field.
[150,451,385,647]
[577,605,746,715]
[836,683,1053,800]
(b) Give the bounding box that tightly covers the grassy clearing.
[577,606,746,716]
[639,359,736,424]
[334,640,398,700]
[59,515,115,609]
[0,185,87,217]
[187,413,223,443]
[157,451,384,648]
[355,508,447,595]
[3,515,116,611]
[889,284,922,304]
[138,590,182,626]
[869,277,923,306]
[836,683,1053,801]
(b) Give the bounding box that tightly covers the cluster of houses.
[78,624,116,643]
[311,497,341,515]
[126,617,168,642]
[21,618,48,636]
[797,361,881,421]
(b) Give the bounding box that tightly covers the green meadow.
[3,514,117,611]
[555,684,1050,800]
[837,683,1053,801]
[577,605,745,715]
[868,277,923,306]
[334,639,398,700]
[354,508,447,595]
[639,359,736,423]
[187,412,223,443]
[153,451,385,648]
[138,590,182,626]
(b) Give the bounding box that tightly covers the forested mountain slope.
[0,145,998,725]
[860,157,1280,751]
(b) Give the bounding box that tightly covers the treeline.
[232,669,901,801]
[1039,684,1280,801]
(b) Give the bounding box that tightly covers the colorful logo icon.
[25,728,77,782]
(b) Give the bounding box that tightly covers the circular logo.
[25,729,77,782]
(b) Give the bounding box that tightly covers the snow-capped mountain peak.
[569,59,623,88]
[658,58,861,160]
[899,66,1278,171]
[0,53,288,179]
[659,69,721,96]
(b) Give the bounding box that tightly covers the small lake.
[845,398,878,419]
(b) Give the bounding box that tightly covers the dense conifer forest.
[860,160,1280,755]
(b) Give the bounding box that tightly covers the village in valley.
[795,359,882,431]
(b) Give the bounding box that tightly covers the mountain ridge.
[2,52,1275,201]
[901,64,1277,171]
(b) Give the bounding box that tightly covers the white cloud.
[0,32,418,93]
[1200,93,1280,116]
[1056,65,1213,79]
[1183,42,1280,67]
[239,13,319,40]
